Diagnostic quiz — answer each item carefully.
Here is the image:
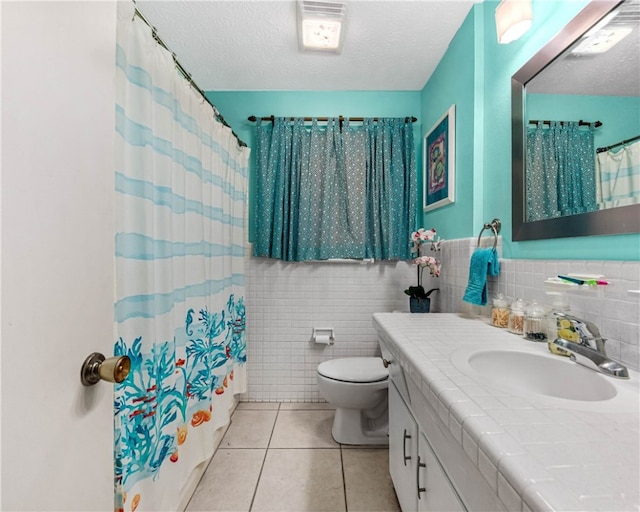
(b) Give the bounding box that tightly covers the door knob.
[80,352,131,386]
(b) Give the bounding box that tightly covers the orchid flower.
[420,228,437,241]
[408,228,443,291]
[414,255,437,267]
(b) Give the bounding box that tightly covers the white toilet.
[317,357,389,445]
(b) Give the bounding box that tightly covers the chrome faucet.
[551,313,629,379]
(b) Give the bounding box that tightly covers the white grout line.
[248,403,281,512]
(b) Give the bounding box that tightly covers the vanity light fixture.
[495,0,533,44]
[298,0,346,53]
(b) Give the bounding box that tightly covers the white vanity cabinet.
[389,382,464,512]
[389,381,418,511]
[376,313,639,512]
[417,431,466,512]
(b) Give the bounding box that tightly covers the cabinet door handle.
[403,429,412,465]
[417,455,426,499]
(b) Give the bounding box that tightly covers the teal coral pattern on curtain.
[526,121,598,221]
[114,4,250,511]
[254,117,416,261]
[113,298,246,490]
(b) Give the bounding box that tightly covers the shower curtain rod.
[133,5,248,148]
[528,119,602,128]
[597,134,640,153]
[248,115,418,123]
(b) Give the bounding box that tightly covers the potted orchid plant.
[405,228,442,313]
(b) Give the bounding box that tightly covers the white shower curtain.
[114,3,249,511]
[596,140,640,209]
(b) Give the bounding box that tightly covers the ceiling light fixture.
[495,0,533,44]
[298,0,346,53]
[571,27,632,54]
[571,6,637,55]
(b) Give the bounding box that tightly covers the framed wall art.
[423,104,455,212]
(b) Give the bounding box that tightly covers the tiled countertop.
[373,312,640,512]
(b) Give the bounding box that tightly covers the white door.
[1,2,117,510]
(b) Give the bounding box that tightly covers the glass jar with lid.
[524,300,547,341]
[508,298,525,335]
[545,292,572,356]
[491,293,509,328]
[545,292,571,341]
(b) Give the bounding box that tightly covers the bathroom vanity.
[374,313,640,511]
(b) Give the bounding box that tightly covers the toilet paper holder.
[312,327,335,345]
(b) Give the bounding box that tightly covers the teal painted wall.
[420,7,477,240]
[206,91,421,240]
[421,0,638,260]
[478,0,639,260]
[207,0,639,260]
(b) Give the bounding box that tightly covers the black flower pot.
[409,297,431,313]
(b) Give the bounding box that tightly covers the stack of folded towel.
[462,247,500,306]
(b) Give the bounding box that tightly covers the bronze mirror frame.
[511,0,640,241]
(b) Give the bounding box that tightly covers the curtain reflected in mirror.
[511,0,640,241]
[523,0,640,222]
[526,121,598,221]
[596,137,640,209]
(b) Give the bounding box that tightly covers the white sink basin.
[467,349,616,401]
[451,345,638,411]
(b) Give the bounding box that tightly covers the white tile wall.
[244,256,415,401]
[243,239,640,401]
[435,238,640,372]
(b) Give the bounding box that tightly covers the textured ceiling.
[135,0,478,91]
[527,24,640,96]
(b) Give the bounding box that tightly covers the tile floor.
[186,402,401,512]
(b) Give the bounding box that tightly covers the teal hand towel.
[462,248,500,306]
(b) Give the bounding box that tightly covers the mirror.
[512,0,640,241]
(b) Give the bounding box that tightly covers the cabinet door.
[389,382,418,512]
[417,432,465,512]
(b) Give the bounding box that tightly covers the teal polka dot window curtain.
[254,117,416,261]
[526,121,598,221]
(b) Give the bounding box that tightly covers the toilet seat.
[317,357,388,383]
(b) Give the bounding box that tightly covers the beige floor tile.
[219,410,277,448]
[269,410,339,448]
[236,402,281,410]
[186,449,265,512]
[342,449,400,512]
[279,402,334,410]
[251,449,346,512]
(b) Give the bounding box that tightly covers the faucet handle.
[556,313,607,354]
[568,314,600,338]
[593,337,607,355]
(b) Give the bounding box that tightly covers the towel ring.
[476,218,501,249]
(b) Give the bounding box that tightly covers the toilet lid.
[317,357,388,383]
